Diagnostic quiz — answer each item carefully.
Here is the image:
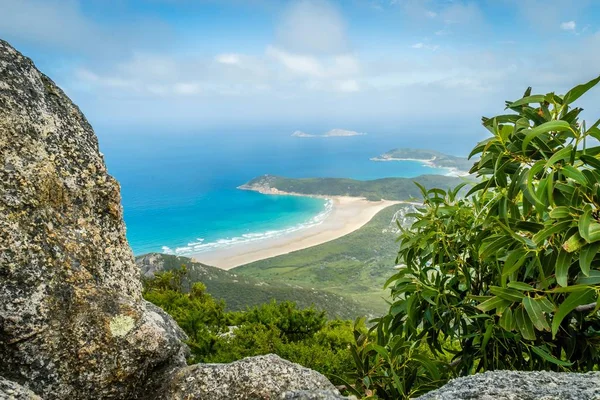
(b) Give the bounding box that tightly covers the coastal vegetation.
[346,77,600,398]
[240,174,465,201]
[142,267,359,383]
[136,253,372,319]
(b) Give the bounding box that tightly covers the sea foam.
[161,199,333,257]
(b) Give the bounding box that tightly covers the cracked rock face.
[0,39,188,399]
[416,370,600,400]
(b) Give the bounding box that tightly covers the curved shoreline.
[190,191,403,270]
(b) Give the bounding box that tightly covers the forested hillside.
[136,253,372,319]
[240,174,466,201]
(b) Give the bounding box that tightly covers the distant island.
[291,128,366,138]
[239,174,466,201]
[371,148,475,176]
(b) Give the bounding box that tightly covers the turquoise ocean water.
[98,130,449,256]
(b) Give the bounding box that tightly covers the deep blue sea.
[98,130,450,256]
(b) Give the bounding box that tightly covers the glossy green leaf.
[502,249,528,277]
[577,270,600,285]
[530,346,573,367]
[532,220,572,245]
[491,286,525,302]
[562,165,588,185]
[579,242,600,276]
[477,296,512,313]
[507,281,535,291]
[515,306,536,340]
[579,207,592,242]
[545,145,573,168]
[549,206,570,219]
[499,307,515,331]
[522,121,573,152]
[580,154,600,170]
[555,249,572,287]
[551,288,596,338]
[523,296,550,331]
[563,75,600,105]
[509,94,546,107]
[536,296,556,313]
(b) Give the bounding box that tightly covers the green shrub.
[142,267,356,384]
[349,76,600,399]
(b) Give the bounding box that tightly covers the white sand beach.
[190,195,401,270]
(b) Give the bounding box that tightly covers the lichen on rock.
[109,315,136,338]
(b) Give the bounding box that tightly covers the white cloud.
[411,43,439,51]
[173,82,201,95]
[441,3,484,25]
[337,79,360,92]
[560,21,576,31]
[276,0,348,55]
[266,46,360,81]
[0,0,171,57]
[17,0,598,130]
[266,46,325,77]
[216,53,241,65]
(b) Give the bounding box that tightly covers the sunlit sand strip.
[191,194,411,270]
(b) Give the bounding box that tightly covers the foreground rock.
[0,38,189,399]
[0,39,342,400]
[416,370,600,400]
[0,377,41,400]
[158,354,340,399]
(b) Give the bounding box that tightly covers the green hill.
[231,203,417,315]
[240,174,466,201]
[135,253,372,319]
[372,148,475,172]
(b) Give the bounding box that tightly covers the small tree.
[351,76,600,399]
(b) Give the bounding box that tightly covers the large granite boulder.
[157,354,340,399]
[0,38,344,400]
[0,39,188,399]
[416,370,600,400]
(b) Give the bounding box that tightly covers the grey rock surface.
[416,370,600,400]
[0,39,188,399]
[281,390,352,399]
[158,354,340,400]
[0,377,42,400]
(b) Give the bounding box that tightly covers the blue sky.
[2,0,600,136]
